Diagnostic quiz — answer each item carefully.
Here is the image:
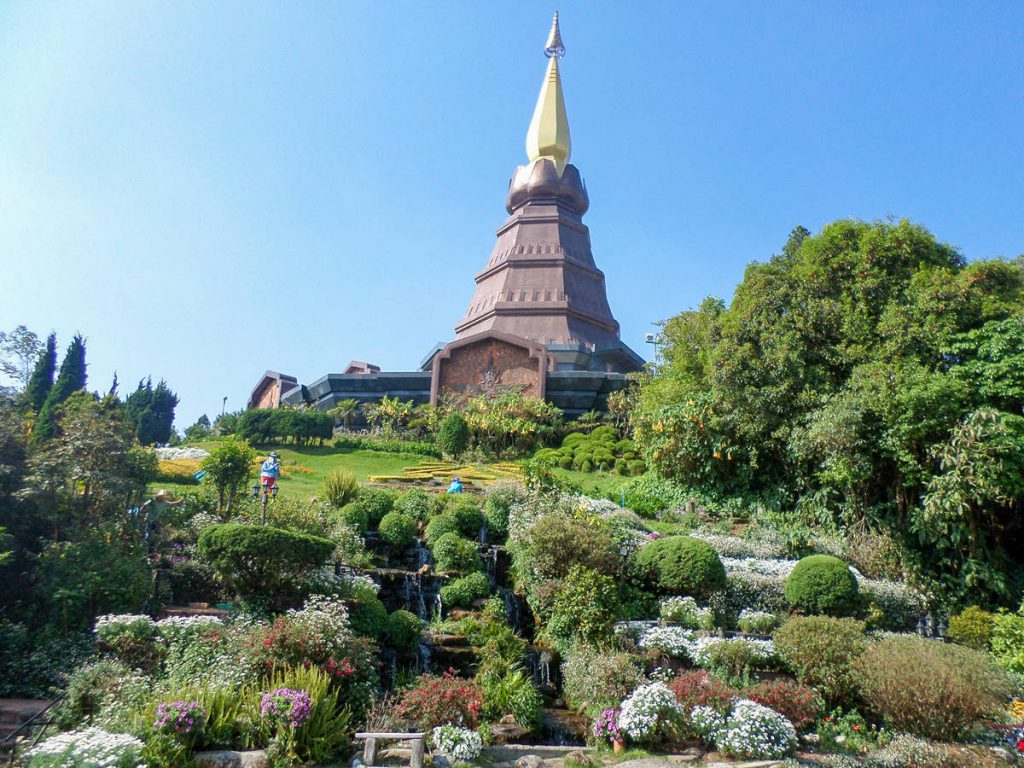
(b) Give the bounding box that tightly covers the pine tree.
[24,333,57,412]
[32,334,87,442]
[124,378,179,445]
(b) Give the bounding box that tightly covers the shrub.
[525,513,620,582]
[947,605,995,650]
[561,648,645,717]
[547,565,618,652]
[431,723,482,761]
[437,413,470,457]
[93,614,161,672]
[54,659,136,729]
[784,554,859,616]
[27,727,144,768]
[395,489,432,521]
[618,682,684,744]
[853,634,1012,740]
[670,670,737,716]
[425,515,461,546]
[692,698,797,759]
[349,595,389,640]
[773,616,866,707]
[660,596,715,629]
[448,498,484,538]
[737,609,781,635]
[385,610,422,653]
[698,638,776,682]
[197,524,334,600]
[634,536,726,597]
[378,512,416,552]
[477,667,542,729]
[358,489,395,525]
[865,734,1014,768]
[432,532,482,575]
[336,501,369,535]
[743,679,821,732]
[320,468,359,508]
[483,483,524,542]
[440,572,491,609]
[394,670,483,730]
[990,604,1024,675]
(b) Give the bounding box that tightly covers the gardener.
[260,451,282,490]
[446,476,463,494]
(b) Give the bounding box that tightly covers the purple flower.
[260,688,312,729]
[593,709,623,744]
[154,701,206,738]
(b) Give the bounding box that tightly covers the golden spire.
[525,12,571,175]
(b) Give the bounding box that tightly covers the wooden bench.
[355,731,426,768]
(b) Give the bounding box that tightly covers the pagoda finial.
[526,12,571,175]
[545,11,565,58]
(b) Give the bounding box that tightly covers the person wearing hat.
[446,476,463,494]
[260,452,282,491]
[139,489,184,547]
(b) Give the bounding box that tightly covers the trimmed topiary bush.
[784,554,859,616]
[197,523,334,600]
[853,634,1012,740]
[440,571,491,609]
[378,512,416,552]
[395,488,432,521]
[349,595,389,640]
[482,483,523,542]
[358,489,395,525]
[384,609,422,653]
[336,501,369,535]
[448,498,485,539]
[947,605,995,651]
[437,413,470,457]
[424,514,461,546]
[773,616,866,708]
[634,536,726,598]
[432,531,482,575]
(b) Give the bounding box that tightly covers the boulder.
[193,751,269,768]
[514,755,547,768]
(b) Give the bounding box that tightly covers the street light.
[645,331,661,367]
[221,396,228,416]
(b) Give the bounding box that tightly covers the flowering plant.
[638,626,694,658]
[261,688,312,728]
[93,614,162,671]
[659,597,715,629]
[1009,723,1024,754]
[432,724,483,761]
[692,698,797,759]
[156,615,223,645]
[618,682,684,744]
[27,726,145,768]
[153,700,206,738]
[737,610,779,635]
[592,709,623,744]
[669,670,737,716]
[394,669,483,730]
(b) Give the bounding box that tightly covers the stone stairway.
[0,699,53,755]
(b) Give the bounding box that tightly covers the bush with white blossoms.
[721,557,798,578]
[156,615,223,644]
[284,594,352,657]
[614,621,653,645]
[687,637,777,668]
[659,597,715,629]
[432,724,483,761]
[27,726,145,768]
[94,614,156,640]
[737,609,780,635]
[691,699,797,760]
[690,532,788,560]
[638,625,694,658]
[618,682,684,743]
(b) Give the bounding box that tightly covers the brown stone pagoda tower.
[452,13,642,374]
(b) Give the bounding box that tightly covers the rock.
[489,722,530,744]
[431,755,452,768]
[380,748,412,761]
[562,749,592,767]
[667,746,704,763]
[499,715,518,725]
[515,755,547,768]
[194,751,268,768]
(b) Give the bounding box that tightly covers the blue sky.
[1,1,1021,429]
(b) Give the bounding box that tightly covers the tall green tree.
[23,332,57,412]
[0,325,43,390]
[123,378,179,445]
[32,334,87,442]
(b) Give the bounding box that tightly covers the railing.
[1,694,66,766]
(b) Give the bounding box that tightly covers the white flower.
[660,597,715,629]
[618,682,683,743]
[638,626,694,658]
[94,614,155,634]
[156,615,223,643]
[687,637,777,668]
[710,699,797,759]
[721,557,799,578]
[432,724,483,761]
[28,726,145,768]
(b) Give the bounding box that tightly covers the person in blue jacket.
[446,476,463,494]
[260,451,282,490]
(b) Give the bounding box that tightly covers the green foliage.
[437,412,470,457]
[395,488,432,520]
[784,554,859,616]
[0,621,93,699]
[447,497,484,537]
[53,658,136,729]
[533,428,642,474]
[946,605,995,650]
[24,331,56,412]
[123,377,179,446]
[424,513,461,546]
[33,334,87,441]
[853,634,1012,740]
[358,488,396,524]
[257,665,355,763]
[431,531,482,574]
[634,535,726,597]
[377,511,416,552]
[349,594,389,639]
[561,646,645,717]
[525,512,620,582]
[197,523,334,600]
[200,436,255,512]
[483,483,525,542]
[183,413,212,442]
[990,604,1024,675]
[333,435,442,458]
[335,500,369,535]
[455,391,564,457]
[546,565,618,652]
[320,467,360,508]
[632,219,1024,607]
[439,571,490,608]
[773,616,866,708]
[477,667,542,729]
[236,407,333,446]
[384,609,422,653]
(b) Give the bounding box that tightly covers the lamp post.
[644,331,661,369]
[221,396,227,416]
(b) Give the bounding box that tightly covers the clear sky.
[1,1,1022,429]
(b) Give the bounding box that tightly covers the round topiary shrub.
[634,536,726,598]
[336,501,369,534]
[349,595,389,639]
[358,489,395,525]
[439,571,490,609]
[378,512,416,552]
[424,514,461,546]
[448,498,484,539]
[432,531,482,575]
[395,489,432,521]
[482,483,522,542]
[384,609,423,653]
[784,554,859,616]
[437,413,469,457]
